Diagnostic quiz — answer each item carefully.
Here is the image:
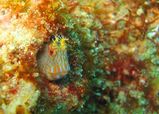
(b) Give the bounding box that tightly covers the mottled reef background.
[35,0,159,114]
[1,0,159,114]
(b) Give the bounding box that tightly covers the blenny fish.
[37,35,70,80]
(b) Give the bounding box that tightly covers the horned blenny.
[37,35,70,80]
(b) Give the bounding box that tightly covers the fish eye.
[50,35,55,41]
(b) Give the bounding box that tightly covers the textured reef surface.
[0,0,159,114]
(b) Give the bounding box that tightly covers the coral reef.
[0,0,159,114]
